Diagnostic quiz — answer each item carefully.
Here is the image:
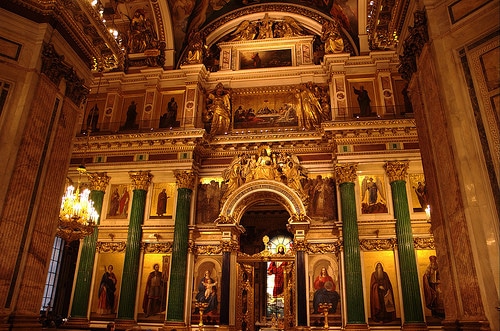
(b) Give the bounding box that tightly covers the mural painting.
[107,184,131,218]
[359,175,388,214]
[91,253,124,320]
[138,255,169,321]
[363,251,400,325]
[192,260,221,325]
[417,250,445,322]
[408,174,429,212]
[150,183,176,218]
[308,255,341,327]
[239,49,292,70]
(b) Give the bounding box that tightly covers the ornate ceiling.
[2,0,410,72]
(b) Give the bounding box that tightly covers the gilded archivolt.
[96,241,126,253]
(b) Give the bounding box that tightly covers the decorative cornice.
[174,170,196,190]
[335,163,357,184]
[384,160,409,182]
[129,171,153,191]
[96,241,126,253]
[359,238,396,251]
[87,172,110,192]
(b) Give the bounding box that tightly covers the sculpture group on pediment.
[230,14,305,42]
[218,146,308,202]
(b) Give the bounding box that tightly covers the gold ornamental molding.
[143,242,173,253]
[359,238,396,251]
[87,172,110,192]
[96,241,126,253]
[174,170,196,190]
[129,171,153,191]
[384,161,410,182]
[308,242,341,254]
[196,244,223,255]
[413,237,435,249]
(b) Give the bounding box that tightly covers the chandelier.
[57,165,98,243]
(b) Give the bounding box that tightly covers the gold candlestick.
[318,303,333,329]
[195,302,209,327]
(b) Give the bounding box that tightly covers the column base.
[402,322,428,331]
[114,319,138,331]
[62,317,90,329]
[160,321,187,331]
[344,323,369,330]
[8,312,42,331]
[441,320,490,331]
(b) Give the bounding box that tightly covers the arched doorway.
[216,180,310,331]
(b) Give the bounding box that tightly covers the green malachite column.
[166,171,195,324]
[335,164,368,329]
[384,161,425,327]
[116,171,153,323]
[69,173,110,324]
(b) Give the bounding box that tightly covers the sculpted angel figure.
[231,20,257,41]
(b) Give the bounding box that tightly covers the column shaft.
[117,189,147,320]
[166,187,192,322]
[390,180,425,323]
[70,189,104,318]
[219,251,231,324]
[339,182,366,324]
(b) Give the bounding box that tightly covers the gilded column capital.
[220,240,240,252]
[384,161,409,182]
[87,172,110,192]
[174,170,196,190]
[292,239,308,252]
[128,171,153,190]
[335,163,358,184]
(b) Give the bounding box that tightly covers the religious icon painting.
[363,251,400,325]
[107,184,131,219]
[308,255,341,327]
[192,259,222,325]
[358,175,388,214]
[138,254,169,321]
[408,174,429,212]
[150,183,176,218]
[91,252,124,320]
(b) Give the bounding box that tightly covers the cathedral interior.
[0,0,498,331]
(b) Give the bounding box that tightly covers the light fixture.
[57,165,98,244]
[425,204,431,222]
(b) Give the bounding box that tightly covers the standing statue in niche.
[207,83,231,135]
[86,104,99,132]
[156,189,169,216]
[353,86,372,117]
[160,97,178,128]
[122,101,138,130]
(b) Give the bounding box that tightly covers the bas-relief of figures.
[125,9,158,54]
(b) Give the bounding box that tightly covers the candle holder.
[195,302,209,327]
[318,303,333,329]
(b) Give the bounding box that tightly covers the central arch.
[219,179,308,225]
